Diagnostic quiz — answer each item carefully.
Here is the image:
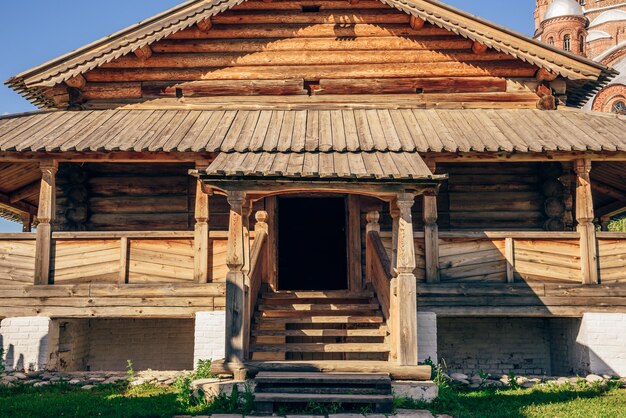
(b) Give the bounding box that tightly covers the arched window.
[612,101,626,115]
[547,37,554,46]
[563,35,571,51]
[579,35,585,53]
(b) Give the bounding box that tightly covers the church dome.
[544,0,584,20]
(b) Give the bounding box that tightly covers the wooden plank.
[251,343,389,353]
[251,328,387,337]
[256,315,383,324]
[212,359,431,380]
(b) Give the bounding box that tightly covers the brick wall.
[548,318,589,375]
[579,313,626,377]
[88,319,195,371]
[48,319,90,372]
[194,311,226,368]
[438,317,552,375]
[418,312,437,363]
[0,317,51,372]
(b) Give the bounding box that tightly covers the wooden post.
[505,237,515,283]
[194,174,210,283]
[574,159,599,285]
[423,190,440,283]
[225,191,247,363]
[347,195,363,290]
[118,237,129,284]
[390,203,400,278]
[393,192,418,366]
[265,196,278,290]
[255,210,269,280]
[34,160,57,285]
[365,211,380,284]
[242,199,253,360]
[21,213,33,232]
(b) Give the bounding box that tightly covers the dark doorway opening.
[278,197,348,290]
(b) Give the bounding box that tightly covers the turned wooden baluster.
[194,166,210,283]
[423,189,440,283]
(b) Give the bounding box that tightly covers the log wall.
[47,0,540,109]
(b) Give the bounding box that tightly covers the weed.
[125,360,134,383]
[507,371,520,389]
[194,359,216,380]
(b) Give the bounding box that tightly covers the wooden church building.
[1,0,626,381]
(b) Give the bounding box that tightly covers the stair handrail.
[248,211,269,324]
[366,211,392,321]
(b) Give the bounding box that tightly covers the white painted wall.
[194,311,226,369]
[0,317,51,371]
[578,313,626,377]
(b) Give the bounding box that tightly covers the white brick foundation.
[418,312,437,363]
[0,317,51,372]
[194,311,226,369]
[578,313,626,377]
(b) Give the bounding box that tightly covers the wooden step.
[262,290,375,299]
[255,371,390,384]
[255,315,384,324]
[251,328,388,337]
[257,386,389,395]
[259,309,382,318]
[251,343,390,353]
[254,392,392,412]
[259,303,380,311]
[211,360,432,380]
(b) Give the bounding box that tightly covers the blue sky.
[0,0,536,231]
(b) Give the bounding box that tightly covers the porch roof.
[0,108,625,154]
[202,151,438,181]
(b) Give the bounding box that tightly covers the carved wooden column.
[423,189,440,283]
[34,160,58,285]
[574,159,599,284]
[393,192,418,366]
[193,170,210,283]
[225,191,247,363]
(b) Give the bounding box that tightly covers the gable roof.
[5,0,617,108]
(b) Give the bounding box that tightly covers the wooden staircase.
[254,371,393,413]
[250,290,390,361]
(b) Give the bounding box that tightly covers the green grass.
[0,380,624,418]
[397,381,626,418]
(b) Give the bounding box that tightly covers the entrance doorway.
[277,197,348,290]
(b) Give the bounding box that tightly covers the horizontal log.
[52,231,198,239]
[0,283,226,298]
[152,36,474,53]
[211,359,431,380]
[101,51,514,69]
[420,305,626,317]
[81,83,142,100]
[317,76,507,94]
[167,24,453,39]
[0,233,37,240]
[231,0,390,10]
[86,61,537,82]
[0,305,216,318]
[142,79,307,98]
[211,10,409,25]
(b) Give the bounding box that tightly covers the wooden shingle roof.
[205,151,434,180]
[0,109,624,153]
[5,0,617,108]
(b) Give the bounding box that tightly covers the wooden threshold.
[211,360,431,380]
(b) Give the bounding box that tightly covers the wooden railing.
[366,230,392,320]
[248,212,268,324]
[436,231,582,284]
[0,233,36,285]
[0,231,239,285]
[597,232,626,284]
